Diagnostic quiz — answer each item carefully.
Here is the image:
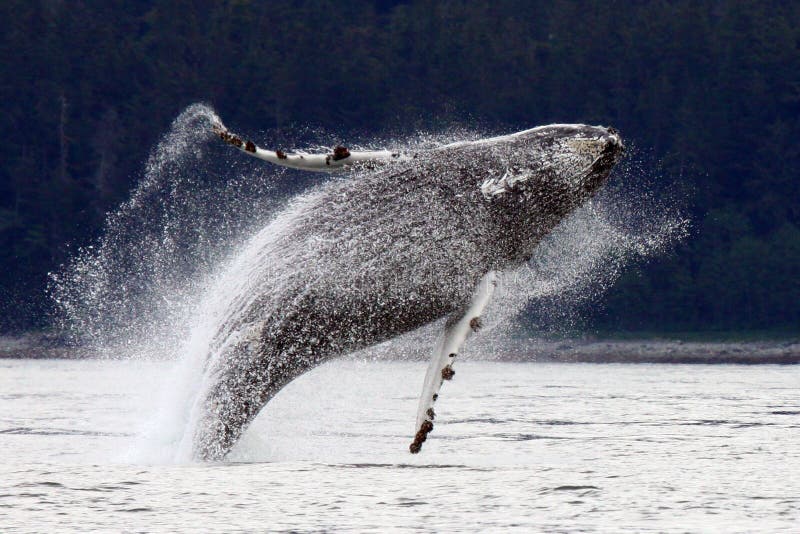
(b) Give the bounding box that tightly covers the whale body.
[187,124,624,460]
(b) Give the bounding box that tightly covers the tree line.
[1,0,798,333]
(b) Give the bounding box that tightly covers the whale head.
[462,124,624,263]
[477,124,624,202]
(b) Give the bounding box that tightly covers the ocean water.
[1,359,797,532]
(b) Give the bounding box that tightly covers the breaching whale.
[188,122,624,460]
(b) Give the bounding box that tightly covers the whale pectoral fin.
[212,119,409,173]
[410,271,498,453]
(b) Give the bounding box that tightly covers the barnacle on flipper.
[441,365,455,380]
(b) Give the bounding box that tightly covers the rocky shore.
[2,332,798,364]
[493,338,800,364]
[0,333,87,359]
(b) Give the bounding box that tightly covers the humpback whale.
[188,122,624,460]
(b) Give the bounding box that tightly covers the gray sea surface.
[1,358,798,532]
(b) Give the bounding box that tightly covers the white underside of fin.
[250,147,408,172]
[212,119,410,172]
[410,270,498,452]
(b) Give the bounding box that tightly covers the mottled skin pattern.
[192,125,624,460]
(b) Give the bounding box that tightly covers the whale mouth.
[567,126,625,194]
[587,128,625,184]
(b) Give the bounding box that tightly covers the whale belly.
[190,268,472,461]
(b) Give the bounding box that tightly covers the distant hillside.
[1,0,798,333]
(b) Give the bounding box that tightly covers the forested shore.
[3,331,798,364]
[1,1,798,333]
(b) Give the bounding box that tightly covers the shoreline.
[3,332,797,364]
[490,339,800,365]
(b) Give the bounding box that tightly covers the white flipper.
[212,121,409,172]
[410,271,498,453]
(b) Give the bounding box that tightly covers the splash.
[49,104,287,358]
[484,171,690,338]
[50,104,687,461]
